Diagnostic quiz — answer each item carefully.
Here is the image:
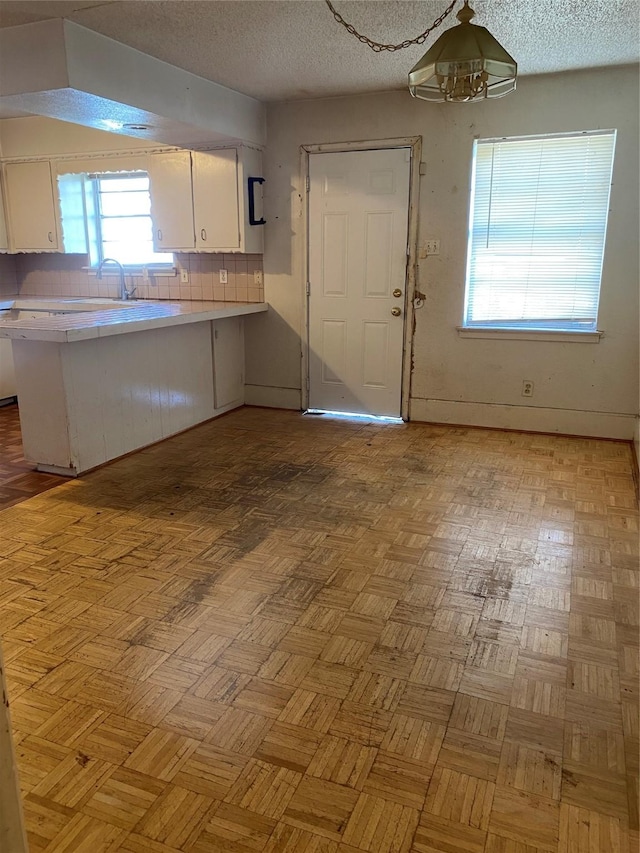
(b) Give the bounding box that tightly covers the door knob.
[393,289,402,298]
[391,307,401,316]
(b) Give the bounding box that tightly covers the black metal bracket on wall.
[248,177,266,226]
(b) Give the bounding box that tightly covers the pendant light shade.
[409,1,517,102]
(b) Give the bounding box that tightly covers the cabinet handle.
[200,228,207,242]
[157,229,162,241]
[47,231,53,243]
[248,177,266,226]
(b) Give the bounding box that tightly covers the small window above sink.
[87,172,174,269]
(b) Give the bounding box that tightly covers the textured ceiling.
[0,0,638,103]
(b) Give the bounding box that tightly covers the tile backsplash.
[0,254,18,296]
[5,252,264,302]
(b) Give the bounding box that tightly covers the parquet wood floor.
[0,407,637,852]
[0,403,64,509]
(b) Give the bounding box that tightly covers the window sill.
[456,327,603,343]
[85,266,177,278]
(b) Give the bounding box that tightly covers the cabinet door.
[4,161,59,251]
[148,151,195,251]
[0,339,16,400]
[212,317,244,410]
[193,150,240,251]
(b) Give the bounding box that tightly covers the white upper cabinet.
[192,149,240,251]
[3,161,60,251]
[0,146,264,255]
[148,146,264,254]
[148,151,195,252]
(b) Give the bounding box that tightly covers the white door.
[308,148,410,417]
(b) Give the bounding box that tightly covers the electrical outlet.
[425,239,440,255]
[180,269,189,283]
[253,270,263,286]
[522,380,534,397]
[219,269,228,284]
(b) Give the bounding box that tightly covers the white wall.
[246,65,640,438]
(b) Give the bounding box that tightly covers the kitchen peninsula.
[0,299,267,476]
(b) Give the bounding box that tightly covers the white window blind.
[89,172,172,267]
[464,130,616,331]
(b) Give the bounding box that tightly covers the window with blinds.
[88,172,173,268]
[463,130,616,331]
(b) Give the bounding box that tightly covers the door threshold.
[305,409,404,424]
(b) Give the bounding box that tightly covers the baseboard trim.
[244,385,301,410]
[409,399,636,440]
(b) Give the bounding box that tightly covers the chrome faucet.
[96,258,136,301]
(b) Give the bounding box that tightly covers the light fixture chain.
[325,0,458,52]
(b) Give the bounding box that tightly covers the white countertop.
[0,299,268,343]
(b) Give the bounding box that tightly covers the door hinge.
[306,281,311,296]
[305,175,310,192]
[306,375,310,391]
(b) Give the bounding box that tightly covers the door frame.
[301,137,422,421]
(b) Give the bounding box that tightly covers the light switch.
[180,269,189,283]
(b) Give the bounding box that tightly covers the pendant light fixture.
[408,1,517,101]
[326,0,517,104]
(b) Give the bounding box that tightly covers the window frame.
[460,129,616,338]
[87,170,174,272]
